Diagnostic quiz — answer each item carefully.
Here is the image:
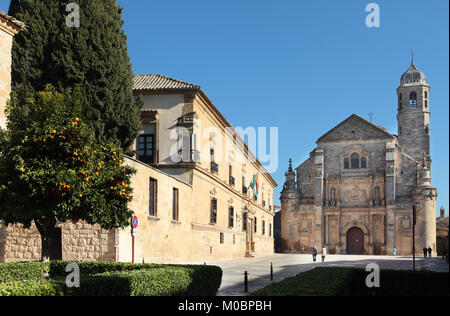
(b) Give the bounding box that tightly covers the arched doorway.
[346,227,364,254]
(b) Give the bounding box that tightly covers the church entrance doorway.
[346,227,364,254]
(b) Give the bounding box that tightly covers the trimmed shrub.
[0,262,50,283]
[62,265,222,296]
[1,261,222,296]
[0,279,63,296]
[49,261,161,276]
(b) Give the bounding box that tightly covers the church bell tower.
[397,57,431,161]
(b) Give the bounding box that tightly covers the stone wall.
[0,221,115,263]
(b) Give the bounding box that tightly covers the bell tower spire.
[397,57,431,161]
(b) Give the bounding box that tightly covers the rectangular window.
[172,188,179,221]
[262,221,266,235]
[254,217,257,233]
[228,206,234,228]
[361,157,367,169]
[242,177,247,195]
[210,198,217,224]
[220,233,224,244]
[229,165,235,186]
[269,223,272,237]
[344,158,350,169]
[149,178,157,216]
[243,213,247,232]
[138,134,155,164]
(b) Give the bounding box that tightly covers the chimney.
[440,207,445,219]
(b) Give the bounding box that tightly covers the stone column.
[385,142,396,255]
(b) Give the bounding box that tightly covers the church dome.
[400,61,427,86]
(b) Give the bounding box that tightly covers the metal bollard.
[244,271,248,293]
[270,262,273,281]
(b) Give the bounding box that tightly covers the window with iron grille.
[149,178,157,216]
[210,198,217,224]
[228,206,234,228]
[243,213,247,232]
[172,188,179,221]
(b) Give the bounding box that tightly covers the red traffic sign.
[132,216,138,228]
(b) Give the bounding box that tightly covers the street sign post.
[131,216,138,263]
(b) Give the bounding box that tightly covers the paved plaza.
[206,254,449,296]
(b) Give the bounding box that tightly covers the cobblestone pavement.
[205,254,449,296]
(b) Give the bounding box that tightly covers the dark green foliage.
[251,267,450,296]
[8,0,141,151]
[0,279,64,296]
[0,262,50,283]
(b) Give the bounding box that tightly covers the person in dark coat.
[312,246,318,262]
[427,247,432,258]
[423,247,428,258]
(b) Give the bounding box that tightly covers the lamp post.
[413,205,417,271]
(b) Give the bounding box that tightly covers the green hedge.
[0,262,50,283]
[49,261,161,276]
[0,261,222,296]
[0,279,63,296]
[251,267,449,296]
[61,265,222,296]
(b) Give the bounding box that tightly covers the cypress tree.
[8,0,141,151]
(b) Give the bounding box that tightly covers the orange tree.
[0,87,136,261]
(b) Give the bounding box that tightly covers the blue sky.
[2,0,448,216]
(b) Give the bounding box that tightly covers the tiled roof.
[133,74,200,92]
[0,9,25,30]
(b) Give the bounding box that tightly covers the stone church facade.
[281,60,437,256]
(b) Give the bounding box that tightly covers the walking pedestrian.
[322,247,327,262]
[423,247,428,258]
[427,247,432,258]
[312,246,318,262]
[301,246,305,254]
[393,247,397,256]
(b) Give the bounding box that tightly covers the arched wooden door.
[346,227,364,254]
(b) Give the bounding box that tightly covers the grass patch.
[251,267,449,296]
[250,268,354,296]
